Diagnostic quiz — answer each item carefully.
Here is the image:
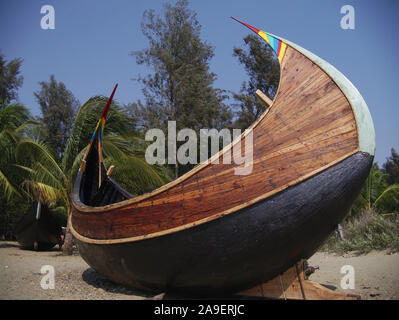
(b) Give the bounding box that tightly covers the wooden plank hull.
[71,46,362,241]
[71,23,375,295]
[16,202,62,250]
[74,151,372,294]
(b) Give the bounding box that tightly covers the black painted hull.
[76,151,373,294]
[16,202,62,251]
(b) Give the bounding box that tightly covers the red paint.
[100,83,118,121]
[231,17,260,34]
[277,40,282,56]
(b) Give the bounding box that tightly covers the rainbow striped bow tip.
[231,17,287,63]
[89,83,118,145]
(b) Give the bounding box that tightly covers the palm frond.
[0,103,30,131]
[62,97,100,173]
[373,184,399,209]
[0,167,20,200]
[16,139,67,184]
[106,155,168,196]
[22,180,67,205]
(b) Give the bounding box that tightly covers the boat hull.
[75,151,372,294]
[16,202,62,251]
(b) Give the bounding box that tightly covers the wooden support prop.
[79,160,87,172]
[149,293,165,300]
[256,89,273,107]
[237,260,361,300]
[107,165,115,177]
[98,138,103,188]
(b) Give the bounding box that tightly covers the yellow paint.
[258,31,270,44]
[278,42,287,62]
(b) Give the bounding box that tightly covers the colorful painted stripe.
[89,83,118,144]
[232,17,287,63]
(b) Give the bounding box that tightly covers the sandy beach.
[1,241,398,300]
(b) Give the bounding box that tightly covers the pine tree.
[382,148,399,185]
[131,0,232,178]
[0,53,24,106]
[34,75,79,161]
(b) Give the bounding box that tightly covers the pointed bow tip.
[112,83,118,93]
[231,17,260,34]
[100,83,119,120]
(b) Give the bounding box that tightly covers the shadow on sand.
[82,267,155,298]
[0,241,20,249]
[81,267,269,300]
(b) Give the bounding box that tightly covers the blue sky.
[0,0,398,165]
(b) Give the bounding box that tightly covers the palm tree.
[0,102,38,236]
[16,96,171,254]
[350,163,399,216]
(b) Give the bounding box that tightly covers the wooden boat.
[16,201,63,250]
[70,19,375,295]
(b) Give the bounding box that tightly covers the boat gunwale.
[70,149,359,244]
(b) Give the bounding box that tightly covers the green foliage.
[0,53,23,105]
[49,204,68,227]
[232,34,280,129]
[0,103,29,131]
[0,54,171,234]
[16,138,69,206]
[350,163,399,216]
[0,103,32,200]
[321,209,399,254]
[16,94,171,214]
[0,54,48,236]
[62,96,137,182]
[131,0,232,177]
[382,148,399,185]
[0,194,30,237]
[104,156,168,196]
[34,75,80,160]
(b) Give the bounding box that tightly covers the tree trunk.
[62,212,74,255]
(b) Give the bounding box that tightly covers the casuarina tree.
[131,0,232,178]
[232,34,280,129]
[34,75,80,161]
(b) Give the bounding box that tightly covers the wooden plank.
[256,89,273,106]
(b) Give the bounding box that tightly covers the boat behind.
[16,201,63,251]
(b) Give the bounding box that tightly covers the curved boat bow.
[70,19,375,294]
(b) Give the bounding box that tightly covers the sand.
[308,250,399,299]
[1,241,398,300]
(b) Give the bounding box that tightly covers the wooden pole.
[256,89,273,107]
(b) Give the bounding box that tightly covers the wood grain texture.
[237,260,360,300]
[73,151,372,293]
[72,46,359,241]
